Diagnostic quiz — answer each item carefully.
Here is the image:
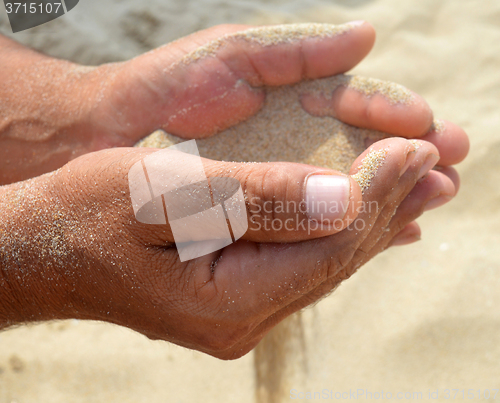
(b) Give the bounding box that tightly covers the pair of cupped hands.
[0,22,468,359]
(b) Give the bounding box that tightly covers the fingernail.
[305,175,350,223]
[400,150,417,177]
[418,154,440,179]
[391,234,421,247]
[347,20,366,27]
[424,194,453,211]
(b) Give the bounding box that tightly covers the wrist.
[0,35,105,184]
[0,174,76,328]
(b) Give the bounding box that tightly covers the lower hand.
[0,135,457,359]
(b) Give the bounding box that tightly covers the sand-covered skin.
[178,23,357,66]
[351,148,388,193]
[135,74,404,178]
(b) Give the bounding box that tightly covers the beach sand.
[1,1,500,402]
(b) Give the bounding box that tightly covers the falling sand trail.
[136,73,411,403]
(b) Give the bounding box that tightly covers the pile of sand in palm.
[135,74,414,190]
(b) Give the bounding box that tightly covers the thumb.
[129,144,361,245]
[102,22,375,141]
[206,160,362,243]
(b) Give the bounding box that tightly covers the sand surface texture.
[1,1,499,402]
[135,74,394,175]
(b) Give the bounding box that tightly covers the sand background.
[0,0,499,401]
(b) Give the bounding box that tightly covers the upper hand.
[0,22,468,184]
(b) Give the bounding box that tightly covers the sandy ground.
[0,0,499,401]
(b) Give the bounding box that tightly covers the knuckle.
[244,165,299,222]
[257,165,288,200]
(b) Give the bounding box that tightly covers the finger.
[432,165,460,194]
[206,160,365,243]
[421,169,457,211]
[394,168,457,215]
[118,22,376,139]
[366,169,457,259]
[342,139,440,260]
[388,221,421,246]
[355,167,458,262]
[127,146,363,245]
[420,120,470,166]
[348,167,454,269]
[300,74,433,138]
